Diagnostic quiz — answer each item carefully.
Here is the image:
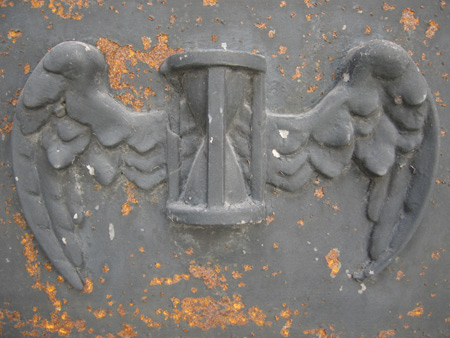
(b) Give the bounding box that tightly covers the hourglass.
[160,50,266,225]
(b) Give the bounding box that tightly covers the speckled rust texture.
[0,1,449,337]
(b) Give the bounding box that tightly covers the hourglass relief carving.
[12,40,439,289]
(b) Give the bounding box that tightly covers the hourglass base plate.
[166,201,266,226]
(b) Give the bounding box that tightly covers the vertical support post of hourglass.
[207,67,226,208]
[251,73,266,203]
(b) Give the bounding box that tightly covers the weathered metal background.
[0,1,449,337]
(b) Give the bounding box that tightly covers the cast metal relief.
[11,40,439,290]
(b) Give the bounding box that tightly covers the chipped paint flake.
[109,223,115,241]
[358,282,367,294]
[279,129,289,139]
[272,149,281,158]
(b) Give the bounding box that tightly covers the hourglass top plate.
[160,50,267,73]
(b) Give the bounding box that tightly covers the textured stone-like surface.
[0,1,449,337]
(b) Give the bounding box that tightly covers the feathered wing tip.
[266,39,439,280]
[12,41,168,290]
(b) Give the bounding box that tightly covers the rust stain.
[117,323,138,337]
[248,306,267,326]
[254,22,267,30]
[365,25,371,35]
[378,329,396,337]
[308,85,319,93]
[441,0,447,9]
[93,308,106,319]
[400,8,419,31]
[23,0,45,8]
[170,294,248,330]
[314,186,325,198]
[23,62,31,75]
[396,270,405,280]
[81,277,93,293]
[189,262,228,291]
[425,20,439,39]
[13,212,27,229]
[97,34,183,111]
[47,0,89,20]
[203,0,217,6]
[7,29,22,43]
[382,2,395,10]
[407,306,424,317]
[304,328,329,338]
[121,182,138,216]
[304,0,313,9]
[431,251,440,260]
[325,248,341,278]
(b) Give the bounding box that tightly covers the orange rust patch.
[378,329,396,338]
[93,308,106,319]
[21,233,41,280]
[117,304,126,317]
[314,186,325,198]
[24,62,31,74]
[291,66,302,80]
[382,2,396,10]
[308,85,319,93]
[304,328,329,337]
[304,0,313,8]
[396,270,405,280]
[407,306,424,317]
[232,271,243,279]
[431,251,440,260]
[47,0,88,20]
[121,182,138,216]
[117,323,138,337]
[14,212,27,229]
[23,0,45,8]
[365,26,371,35]
[400,8,419,31]
[97,34,183,111]
[325,248,341,277]
[148,273,190,286]
[171,294,247,330]
[81,277,93,294]
[203,0,217,6]
[248,306,266,326]
[140,313,161,328]
[7,29,22,43]
[254,22,267,30]
[279,46,287,55]
[425,20,439,39]
[189,262,228,291]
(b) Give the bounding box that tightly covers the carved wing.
[266,40,439,279]
[12,42,168,289]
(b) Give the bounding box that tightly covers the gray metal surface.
[0,1,449,337]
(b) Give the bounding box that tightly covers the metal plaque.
[1,1,449,337]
